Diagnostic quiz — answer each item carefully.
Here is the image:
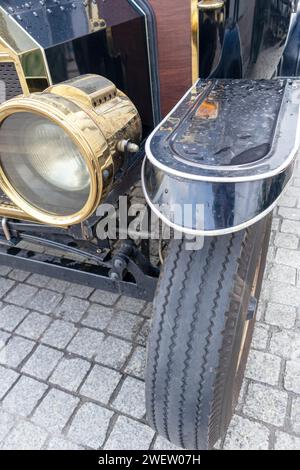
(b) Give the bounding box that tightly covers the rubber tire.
[146,216,272,450]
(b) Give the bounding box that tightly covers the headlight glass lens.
[0,112,91,216]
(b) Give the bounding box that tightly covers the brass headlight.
[0,74,142,226]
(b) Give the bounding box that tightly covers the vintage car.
[0,0,299,450]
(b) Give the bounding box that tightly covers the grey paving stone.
[107,310,143,341]
[277,195,297,208]
[294,160,300,173]
[278,207,300,221]
[265,281,300,307]
[82,304,114,330]
[125,346,146,379]
[281,219,300,236]
[27,289,63,314]
[0,365,19,399]
[16,312,51,340]
[113,376,145,419]
[236,381,248,413]
[0,330,9,349]
[68,402,113,449]
[274,431,300,450]
[266,246,276,264]
[4,284,37,306]
[0,336,35,368]
[251,323,269,350]
[32,388,79,433]
[223,415,270,450]
[243,382,288,427]
[41,319,77,349]
[90,289,120,306]
[256,301,266,322]
[0,410,15,442]
[258,279,271,303]
[50,357,91,392]
[0,304,29,332]
[276,248,300,269]
[270,329,300,360]
[293,177,300,186]
[0,266,12,276]
[153,436,183,451]
[0,278,15,299]
[245,350,281,386]
[8,270,30,282]
[117,296,146,314]
[274,233,299,250]
[66,283,94,299]
[80,364,121,404]
[22,345,63,380]
[48,278,70,293]
[104,416,154,450]
[47,437,83,450]
[271,217,280,231]
[142,303,153,319]
[213,439,222,450]
[95,335,132,369]
[136,320,151,347]
[67,327,105,359]
[26,273,52,288]
[265,302,296,329]
[290,396,300,433]
[297,270,300,288]
[56,296,89,322]
[2,376,47,417]
[268,264,296,285]
[284,360,300,394]
[285,185,300,198]
[1,421,48,450]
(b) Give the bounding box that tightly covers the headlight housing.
[0,74,142,226]
[0,112,91,217]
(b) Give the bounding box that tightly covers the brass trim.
[198,0,225,11]
[0,50,29,97]
[0,75,142,227]
[0,98,104,227]
[0,200,33,221]
[0,6,50,94]
[191,0,200,82]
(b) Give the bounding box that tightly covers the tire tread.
[146,218,271,449]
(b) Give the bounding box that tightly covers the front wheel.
[146,216,272,450]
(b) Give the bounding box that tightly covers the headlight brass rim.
[0,97,107,226]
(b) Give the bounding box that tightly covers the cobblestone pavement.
[1,164,300,451]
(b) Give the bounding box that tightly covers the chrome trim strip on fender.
[141,158,289,236]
